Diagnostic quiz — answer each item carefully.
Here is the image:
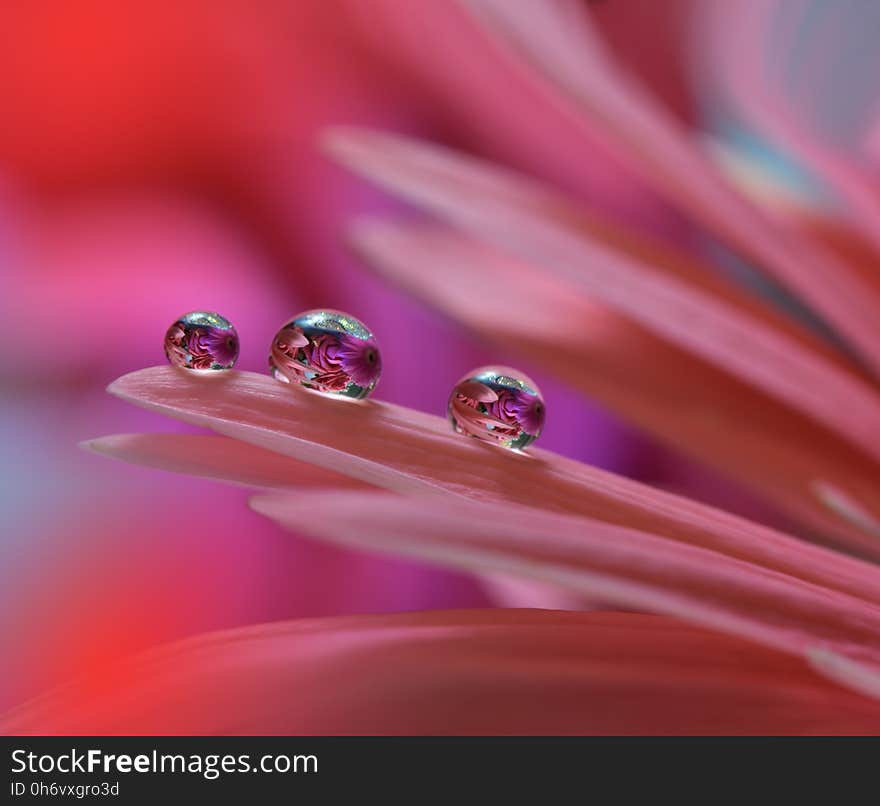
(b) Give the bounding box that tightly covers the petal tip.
[247,492,283,518]
[78,434,129,458]
[77,438,99,454]
[105,366,162,400]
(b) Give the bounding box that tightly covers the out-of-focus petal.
[104,367,880,595]
[4,610,880,735]
[323,129,880,463]
[83,433,371,490]
[587,0,697,124]
[710,144,880,318]
[81,433,562,610]
[344,0,678,240]
[251,491,880,674]
[694,0,880,256]
[457,0,880,372]
[349,219,880,553]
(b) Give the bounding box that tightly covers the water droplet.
[448,366,545,450]
[268,309,382,399]
[164,311,239,371]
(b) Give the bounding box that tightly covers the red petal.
[3,610,879,735]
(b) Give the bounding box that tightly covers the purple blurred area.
[0,0,798,711]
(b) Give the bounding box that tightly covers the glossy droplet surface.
[448,366,545,450]
[269,309,382,399]
[164,311,239,370]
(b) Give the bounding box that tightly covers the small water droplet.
[448,366,545,451]
[268,309,382,400]
[164,311,239,371]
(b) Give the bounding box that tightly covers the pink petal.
[324,129,880,470]
[105,367,880,599]
[347,220,880,554]
[82,433,371,490]
[458,0,880,372]
[745,203,880,323]
[81,431,532,611]
[252,491,880,673]
[3,610,879,735]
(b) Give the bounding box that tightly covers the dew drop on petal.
[448,366,545,450]
[163,311,239,371]
[268,309,382,400]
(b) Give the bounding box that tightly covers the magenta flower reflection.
[269,309,381,399]
[449,368,545,450]
[164,311,239,371]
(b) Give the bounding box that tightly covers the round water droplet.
[164,311,239,371]
[448,366,545,450]
[268,309,382,399]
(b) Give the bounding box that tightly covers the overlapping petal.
[694,0,880,255]
[83,433,370,491]
[348,219,880,554]
[458,0,880,371]
[250,491,880,675]
[18,0,880,738]
[4,610,879,735]
[101,368,880,609]
[322,128,880,461]
[321,128,880,552]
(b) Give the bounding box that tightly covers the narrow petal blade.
[695,0,880,257]
[323,128,880,470]
[809,647,880,702]
[3,610,879,735]
[82,433,371,490]
[252,491,880,675]
[458,0,880,371]
[105,367,880,594]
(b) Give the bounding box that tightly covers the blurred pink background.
[1,0,841,711]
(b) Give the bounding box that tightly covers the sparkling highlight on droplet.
[269,309,382,399]
[164,311,239,371]
[448,366,545,450]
